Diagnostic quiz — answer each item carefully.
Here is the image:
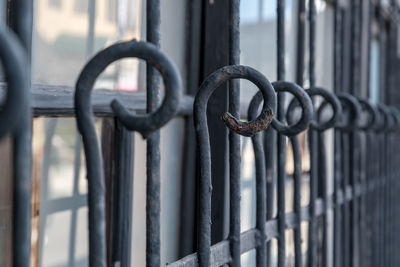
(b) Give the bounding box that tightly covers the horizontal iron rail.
[0,83,194,117]
[0,83,260,118]
[168,182,374,267]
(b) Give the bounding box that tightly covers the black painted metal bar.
[307,1,318,266]
[349,1,362,266]
[317,131,328,267]
[8,0,33,266]
[146,1,161,266]
[201,0,230,246]
[111,121,134,267]
[333,2,343,267]
[178,0,202,257]
[228,1,241,266]
[333,128,342,267]
[289,134,302,267]
[248,98,267,267]
[293,1,306,265]
[276,0,287,266]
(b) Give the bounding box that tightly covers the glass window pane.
[33,117,103,266]
[40,210,72,266]
[240,0,296,103]
[33,0,142,87]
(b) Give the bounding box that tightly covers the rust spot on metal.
[222,108,274,137]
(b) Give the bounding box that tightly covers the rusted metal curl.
[222,109,274,137]
[194,65,276,267]
[217,66,276,137]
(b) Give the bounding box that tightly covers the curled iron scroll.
[308,87,342,131]
[357,98,378,131]
[250,81,313,136]
[194,65,276,267]
[287,87,342,131]
[376,104,396,133]
[75,40,182,267]
[388,107,400,132]
[0,29,29,139]
[336,92,362,132]
[78,40,182,139]
[382,105,399,132]
[110,42,182,138]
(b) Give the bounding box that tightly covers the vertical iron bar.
[203,0,230,246]
[379,133,385,267]
[111,121,134,267]
[228,1,241,266]
[252,131,267,267]
[265,128,276,267]
[340,6,352,267]
[317,133,328,267]
[394,132,398,266]
[365,132,374,267]
[109,2,135,265]
[146,0,161,266]
[387,133,393,267]
[341,132,351,267]
[178,0,202,257]
[307,0,317,266]
[8,0,33,266]
[388,14,396,265]
[364,2,373,265]
[291,136,303,267]
[377,7,385,267]
[350,1,361,266]
[102,118,115,266]
[333,129,342,267]
[277,0,287,266]
[294,0,306,266]
[384,13,394,267]
[295,0,306,86]
[372,132,379,267]
[333,2,343,267]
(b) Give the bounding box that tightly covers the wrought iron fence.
[3,0,400,266]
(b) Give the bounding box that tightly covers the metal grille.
[3,0,400,267]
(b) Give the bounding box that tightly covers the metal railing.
[3,0,400,267]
